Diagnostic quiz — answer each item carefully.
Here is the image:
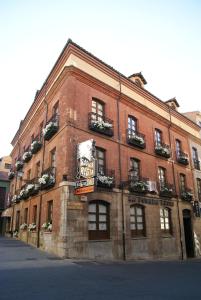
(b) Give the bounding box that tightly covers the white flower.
[42,222,52,231]
[15,161,23,168]
[43,122,58,136]
[12,195,17,203]
[91,120,112,129]
[97,174,114,186]
[20,223,27,230]
[28,223,36,231]
[38,174,55,185]
[22,151,32,161]
[26,184,35,191]
[131,134,144,144]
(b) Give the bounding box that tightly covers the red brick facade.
[5,40,201,260]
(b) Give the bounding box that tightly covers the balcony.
[8,170,15,180]
[180,188,193,202]
[15,159,24,171]
[39,167,56,190]
[30,135,42,154]
[127,129,146,149]
[43,114,59,141]
[176,151,189,165]
[88,112,114,137]
[25,178,40,197]
[158,182,175,198]
[155,143,171,158]
[193,159,200,170]
[128,176,148,193]
[22,148,32,163]
[96,169,115,189]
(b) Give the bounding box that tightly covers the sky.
[0,0,201,157]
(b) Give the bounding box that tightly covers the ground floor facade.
[1,181,201,261]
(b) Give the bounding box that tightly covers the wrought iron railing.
[96,169,115,189]
[128,175,148,193]
[158,181,175,198]
[127,129,146,149]
[176,151,189,165]
[155,142,171,158]
[193,159,200,170]
[88,112,114,137]
[180,188,193,201]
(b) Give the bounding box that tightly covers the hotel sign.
[75,140,96,195]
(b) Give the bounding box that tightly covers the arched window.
[88,200,110,240]
[130,205,145,237]
[160,207,172,234]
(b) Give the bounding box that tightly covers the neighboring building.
[183,111,201,256]
[5,40,201,260]
[0,156,12,234]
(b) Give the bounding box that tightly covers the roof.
[128,72,147,85]
[165,97,180,108]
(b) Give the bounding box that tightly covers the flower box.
[41,222,52,232]
[8,171,15,180]
[155,146,171,158]
[20,223,28,230]
[26,183,40,197]
[19,188,29,200]
[89,119,113,137]
[28,223,36,231]
[181,191,193,202]
[129,181,148,193]
[97,174,114,188]
[159,187,173,198]
[127,134,146,149]
[38,174,55,190]
[22,151,32,163]
[43,121,58,141]
[15,161,24,171]
[31,140,42,154]
[177,156,189,165]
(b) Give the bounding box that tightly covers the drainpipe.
[117,73,126,260]
[37,85,48,248]
[168,106,184,260]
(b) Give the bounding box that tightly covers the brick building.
[5,40,201,260]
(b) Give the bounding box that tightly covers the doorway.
[183,209,194,258]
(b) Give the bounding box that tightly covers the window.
[36,161,40,178]
[27,169,31,180]
[158,167,166,188]
[96,148,105,175]
[47,201,53,223]
[128,116,137,133]
[155,129,162,146]
[160,208,171,234]
[92,99,104,121]
[24,208,28,224]
[88,201,110,240]
[180,174,186,193]
[130,158,140,181]
[192,147,200,169]
[15,210,20,231]
[130,205,145,237]
[197,178,201,200]
[176,139,181,155]
[53,101,59,116]
[33,205,37,224]
[4,163,11,169]
[39,122,44,141]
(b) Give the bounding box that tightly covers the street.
[0,237,201,300]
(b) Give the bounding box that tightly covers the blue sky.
[0,0,201,156]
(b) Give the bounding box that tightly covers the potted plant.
[155,145,171,158]
[30,140,42,154]
[8,171,15,180]
[90,119,113,136]
[26,183,40,196]
[130,181,148,193]
[20,223,28,230]
[28,223,36,231]
[38,174,55,190]
[43,121,58,141]
[160,186,173,198]
[15,160,24,171]
[97,174,114,188]
[22,151,32,163]
[41,222,52,232]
